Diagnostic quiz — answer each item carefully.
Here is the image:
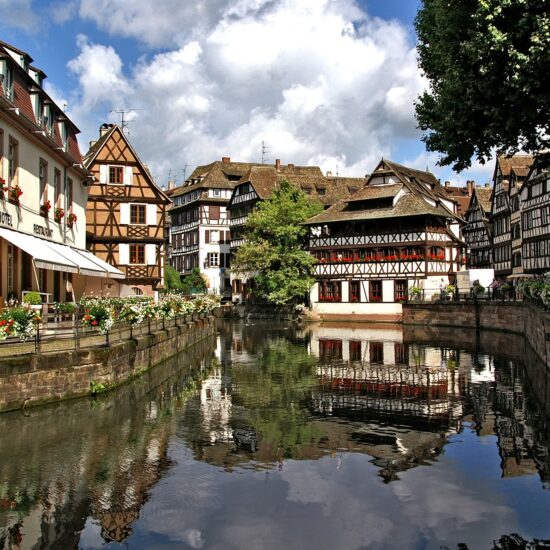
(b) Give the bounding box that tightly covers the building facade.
[306,160,464,320]
[83,124,171,297]
[0,41,122,305]
[490,155,533,280]
[520,158,550,276]
[463,186,493,269]
[227,161,363,301]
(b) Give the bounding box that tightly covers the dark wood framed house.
[227,160,363,302]
[305,159,465,321]
[490,155,533,280]
[520,157,550,276]
[463,186,493,269]
[83,124,171,297]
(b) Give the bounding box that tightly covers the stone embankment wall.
[403,302,550,364]
[0,313,216,413]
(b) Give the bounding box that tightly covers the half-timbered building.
[0,41,123,305]
[463,185,493,268]
[83,124,171,297]
[520,157,550,275]
[169,157,255,295]
[228,160,363,301]
[305,159,464,321]
[490,155,533,280]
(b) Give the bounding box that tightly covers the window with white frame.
[207,252,219,267]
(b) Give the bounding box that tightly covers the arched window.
[131,287,144,296]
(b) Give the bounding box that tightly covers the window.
[130,204,146,224]
[66,178,73,211]
[213,189,221,197]
[207,252,219,267]
[349,340,362,362]
[8,137,17,186]
[369,280,382,302]
[395,343,408,365]
[131,287,144,296]
[39,159,48,202]
[319,339,343,361]
[319,281,342,302]
[349,281,361,303]
[129,244,145,264]
[369,342,384,363]
[395,280,408,302]
[54,169,61,206]
[3,65,14,100]
[109,166,124,184]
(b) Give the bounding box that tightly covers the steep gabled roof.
[83,124,171,204]
[496,155,534,179]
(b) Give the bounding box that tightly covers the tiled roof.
[474,187,493,213]
[304,191,452,225]
[496,155,534,179]
[0,40,83,165]
[346,183,402,202]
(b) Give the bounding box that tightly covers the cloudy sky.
[0,0,494,187]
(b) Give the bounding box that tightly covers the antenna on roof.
[336,164,339,178]
[62,102,68,112]
[182,164,193,181]
[261,140,270,164]
[109,108,142,135]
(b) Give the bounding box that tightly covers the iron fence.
[0,305,206,358]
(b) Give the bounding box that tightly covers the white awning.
[0,227,79,273]
[72,248,125,279]
[0,227,125,279]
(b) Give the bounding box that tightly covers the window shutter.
[120,203,130,224]
[146,244,156,265]
[99,165,108,184]
[210,205,220,220]
[205,230,210,244]
[119,243,129,265]
[124,166,133,185]
[220,254,225,268]
[146,204,157,225]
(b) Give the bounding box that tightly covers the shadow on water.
[0,320,549,549]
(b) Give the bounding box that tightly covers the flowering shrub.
[54,207,65,223]
[0,306,41,341]
[67,212,77,228]
[118,302,144,326]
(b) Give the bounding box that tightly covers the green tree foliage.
[181,267,208,294]
[415,0,550,171]
[231,179,323,304]
[164,264,184,291]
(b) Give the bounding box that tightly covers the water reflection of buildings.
[0,338,217,549]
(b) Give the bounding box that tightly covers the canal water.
[1,320,550,549]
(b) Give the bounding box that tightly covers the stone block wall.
[0,315,215,413]
[403,302,550,365]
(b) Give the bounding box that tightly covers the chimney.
[168,179,175,191]
[275,158,281,170]
[485,183,490,188]
[89,140,97,149]
[444,180,451,188]
[326,171,333,177]
[99,123,112,137]
[288,163,295,169]
[222,156,230,164]
[466,180,474,195]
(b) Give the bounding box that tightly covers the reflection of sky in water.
[2,321,550,549]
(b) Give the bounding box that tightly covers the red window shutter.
[205,230,210,243]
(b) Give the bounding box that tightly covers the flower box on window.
[40,200,51,216]
[67,212,77,228]
[54,207,65,223]
[8,185,23,205]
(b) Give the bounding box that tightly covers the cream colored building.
[0,40,122,305]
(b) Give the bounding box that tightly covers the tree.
[231,179,323,305]
[415,0,550,171]
[164,264,184,292]
[181,267,208,295]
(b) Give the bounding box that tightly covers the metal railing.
[407,287,518,304]
[0,305,208,358]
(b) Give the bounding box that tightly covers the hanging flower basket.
[54,207,65,223]
[67,212,77,228]
[8,185,23,205]
[40,200,51,216]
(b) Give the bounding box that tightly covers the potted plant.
[40,200,51,216]
[22,291,43,313]
[410,286,422,301]
[67,212,77,228]
[8,185,23,205]
[54,207,65,223]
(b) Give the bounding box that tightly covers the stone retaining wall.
[403,301,550,364]
[0,314,216,413]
